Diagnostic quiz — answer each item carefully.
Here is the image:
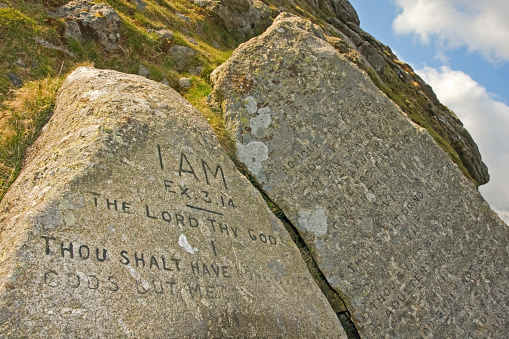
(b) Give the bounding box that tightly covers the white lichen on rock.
[298,209,328,236]
[237,141,268,176]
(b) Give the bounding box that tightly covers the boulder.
[55,0,121,51]
[179,77,192,89]
[0,67,346,338]
[168,45,196,71]
[211,13,509,338]
[206,0,272,39]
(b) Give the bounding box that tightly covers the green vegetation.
[0,0,480,201]
[183,75,236,155]
[0,0,237,200]
[0,76,64,200]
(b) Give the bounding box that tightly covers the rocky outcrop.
[202,0,273,40]
[210,13,509,337]
[198,0,488,185]
[325,0,359,25]
[54,0,121,51]
[321,5,489,185]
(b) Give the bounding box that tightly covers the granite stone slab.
[211,13,509,338]
[0,67,346,338]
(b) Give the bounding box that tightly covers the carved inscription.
[265,99,509,337]
[35,145,297,308]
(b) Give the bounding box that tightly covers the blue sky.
[349,0,509,223]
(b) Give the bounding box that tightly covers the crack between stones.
[255,188,361,339]
[208,97,361,337]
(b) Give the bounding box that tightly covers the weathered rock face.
[325,0,359,26]
[55,0,121,51]
[322,4,489,186]
[211,13,509,338]
[204,0,273,40]
[0,68,346,338]
[197,0,487,185]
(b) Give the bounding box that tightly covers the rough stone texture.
[64,20,82,40]
[211,13,509,338]
[322,3,489,186]
[169,45,196,71]
[5,73,22,88]
[207,0,485,186]
[179,77,192,89]
[205,0,273,39]
[147,28,174,41]
[325,0,359,26]
[0,67,347,338]
[55,0,121,51]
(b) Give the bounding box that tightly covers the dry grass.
[0,76,64,200]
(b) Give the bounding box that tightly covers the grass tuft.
[184,76,236,155]
[0,76,64,200]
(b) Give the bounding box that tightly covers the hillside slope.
[0,0,488,200]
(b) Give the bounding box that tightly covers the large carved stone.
[211,13,509,338]
[0,67,346,338]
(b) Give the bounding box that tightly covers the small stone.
[212,41,221,49]
[176,12,190,22]
[34,37,75,57]
[194,0,212,8]
[6,73,23,88]
[190,66,203,76]
[13,58,27,68]
[64,20,82,41]
[169,45,195,56]
[169,45,196,71]
[148,28,174,40]
[178,77,192,89]
[186,36,199,45]
[133,0,146,10]
[137,65,150,78]
[160,78,170,86]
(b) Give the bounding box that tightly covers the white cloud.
[417,66,509,224]
[393,0,509,63]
